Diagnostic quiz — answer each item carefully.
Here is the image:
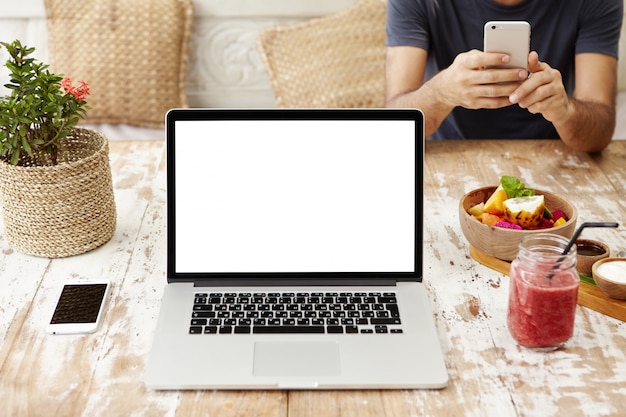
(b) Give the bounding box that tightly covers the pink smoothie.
[507,263,579,349]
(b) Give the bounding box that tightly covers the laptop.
[145,108,448,390]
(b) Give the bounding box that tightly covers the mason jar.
[507,233,579,351]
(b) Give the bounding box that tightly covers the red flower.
[61,77,90,103]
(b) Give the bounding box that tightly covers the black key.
[192,311,215,318]
[195,293,208,298]
[379,296,397,303]
[234,326,251,334]
[361,328,374,334]
[190,318,207,326]
[219,326,233,334]
[370,318,401,325]
[204,326,218,334]
[375,325,388,333]
[193,305,213,311]
[189,326,203,334]
[253,326,325,334]
[327,326,344,333]
[387,304,400,317]
[345,325,359,333]
[391,329,403,334]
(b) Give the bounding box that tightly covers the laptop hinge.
[191,279,399,287]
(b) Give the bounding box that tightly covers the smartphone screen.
[47,281,110,334]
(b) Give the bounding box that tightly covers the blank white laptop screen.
[174,119,416,274]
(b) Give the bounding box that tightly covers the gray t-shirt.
[386,0,623,140]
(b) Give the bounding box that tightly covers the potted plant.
[0,40,116,258]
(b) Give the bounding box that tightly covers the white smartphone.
[483,21,531,70]
[46,280,111,335]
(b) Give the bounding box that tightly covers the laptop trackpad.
[253,342,341,377]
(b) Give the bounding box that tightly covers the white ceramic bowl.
[592,257,626,300]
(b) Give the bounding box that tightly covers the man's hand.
[508,51,616,152]
[508,51,571,124]
[436,49,528,110]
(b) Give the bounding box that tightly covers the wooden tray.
[470,245,626,322]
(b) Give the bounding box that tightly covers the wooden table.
[1,139,625,417]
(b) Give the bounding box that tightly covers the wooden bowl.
[592,258,626,300]
[459,186,578,261]
[575,239,610,276]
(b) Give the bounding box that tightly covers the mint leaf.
[500,175,535,198]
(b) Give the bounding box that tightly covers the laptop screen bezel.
[166,108,424,286]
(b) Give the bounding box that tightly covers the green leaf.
[10,149,20,165]
[500,175,535,199]
[22,138,32,155]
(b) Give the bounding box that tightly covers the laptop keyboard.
[189,292,403,335]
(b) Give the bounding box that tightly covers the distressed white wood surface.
[0,139,625,417]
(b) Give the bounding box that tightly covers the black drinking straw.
[546,222,619,280]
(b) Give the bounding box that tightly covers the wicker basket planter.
[0,127,116,258]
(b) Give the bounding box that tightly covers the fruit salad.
[467,176,568,230]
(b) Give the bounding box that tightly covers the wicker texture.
[257,0,387,108]
[0,128,117,258]
[44,0,194,128]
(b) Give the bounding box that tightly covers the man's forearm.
[552,98,615,153]
[386,72,455,138]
